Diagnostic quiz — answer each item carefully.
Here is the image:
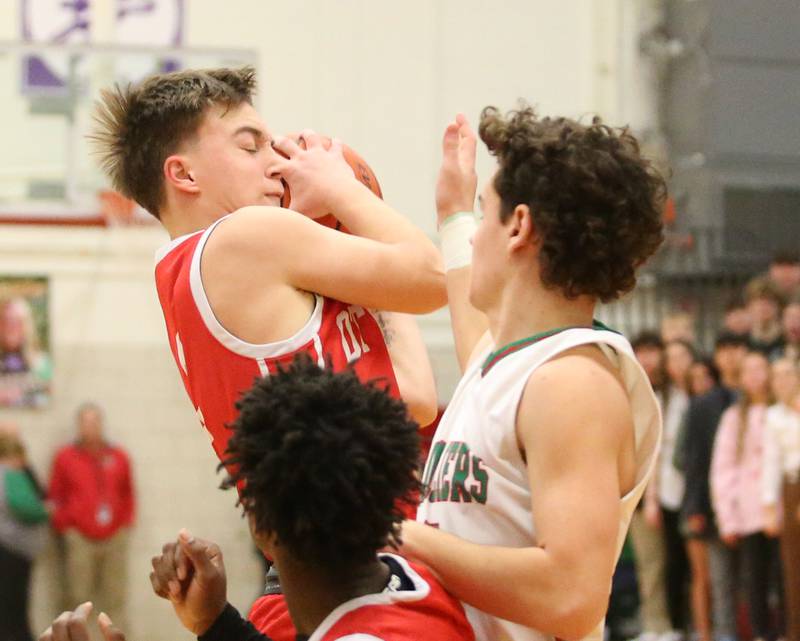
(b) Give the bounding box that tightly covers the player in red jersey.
[40,358,474,641]
[91,66,444,466]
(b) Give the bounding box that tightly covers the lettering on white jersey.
[422,440,489,504]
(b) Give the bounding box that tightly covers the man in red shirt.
[48,402,135,631]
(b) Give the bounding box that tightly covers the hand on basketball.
[149,529,228,635]
[272,129,360,218]
[436,113,478,224]
[39,602,126,641]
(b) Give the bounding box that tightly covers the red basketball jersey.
[248,554,475,641]
[154,216,400,465]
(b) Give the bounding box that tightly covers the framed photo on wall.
[0,276,50,408]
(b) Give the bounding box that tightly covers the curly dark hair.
[479,105,666,302]
[90,66,256,219]
[221,354,420,573]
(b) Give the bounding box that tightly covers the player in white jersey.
[402,108,667,641]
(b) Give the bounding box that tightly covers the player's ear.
[164,155,200,195]
[247,514,278,555]
[507,204,537,252]
[255,529,279,559]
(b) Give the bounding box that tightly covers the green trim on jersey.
[481,320,619,377]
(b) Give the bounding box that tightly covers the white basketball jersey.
[417,325,662,641]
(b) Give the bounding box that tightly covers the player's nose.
[264,148,283,178]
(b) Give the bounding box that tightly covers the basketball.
[279,134,383,231]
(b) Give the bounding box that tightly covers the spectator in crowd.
[745,278,785,356]
[711,351,782,641]
[762,358,800,641]
[713,333,749,393]
[678,358,721,641]
[688,358,718,398]
[772,298,800,364]
[662,312,696,345]
[691,333,748,641]
[722,297,752,341]
[630,332,671,641]
[657,340,694,640]
[48,403,136,632]
[0,422,48,641]
[767,252,800,301]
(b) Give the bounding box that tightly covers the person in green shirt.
[0,423,49,641]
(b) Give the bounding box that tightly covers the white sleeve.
[762,409,783,506]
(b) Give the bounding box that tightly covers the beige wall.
[0,2,655,640]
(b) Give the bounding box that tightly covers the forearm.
[378,311,438,426]
[405,525,608,639]
[329,185,435,251]
[444,267,489,371]
[329,187,445,309]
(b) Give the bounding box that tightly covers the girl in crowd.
[0,423,49,641]
[658,340,694,639]
[712,351,782,641]
[679,358,720,641]
[763,358,800,641]
[631,333,671,641]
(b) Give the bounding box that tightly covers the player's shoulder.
[198,206,302,274]
[528,343,627,398]
[206,206,328,268]
[518,344,633,441]
[214,206,310,244]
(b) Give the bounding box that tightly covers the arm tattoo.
[375,311,395,347]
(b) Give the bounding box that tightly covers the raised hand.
[150,529,228,635]
[436,113,478,224]
[39,602,126,641]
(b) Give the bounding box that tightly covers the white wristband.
[439,212,477,271]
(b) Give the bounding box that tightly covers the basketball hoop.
[98,189,137,225]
